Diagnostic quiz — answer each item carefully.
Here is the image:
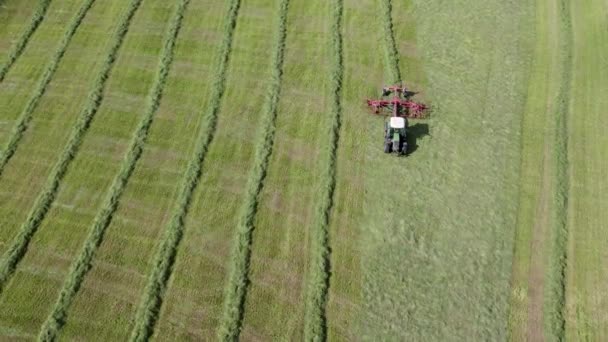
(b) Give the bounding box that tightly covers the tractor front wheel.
[384,142,391,153]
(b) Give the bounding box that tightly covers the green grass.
[359,0,534,339]
[507,5,548,334]
[379,0,401,84]
[508,0,569,340]
[0,0,607,340]
[0,0,92,161]
[565,0,608,340]
[303,0,343,340]
[506,1,608,341]
[0,0,52,82]
[0,0,144,294]
[129,0,241,340]
[0,0,151,337]
[217,0,289,339]
[149,0,283,339]
[237,0,331,339]
[37,0,189,339]
[324,0,383,339]
[55,1,230,339]
[0,0,134,258]
[546,1,573,339]
[0,0,97,175]
[0,0,174,339]
[0,1,39,56]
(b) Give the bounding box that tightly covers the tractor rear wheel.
[384,142,391,153]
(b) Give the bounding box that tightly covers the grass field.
[0,0,606,340]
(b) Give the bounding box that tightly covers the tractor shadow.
[406,123,429,155]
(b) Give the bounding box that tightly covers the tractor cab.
[384,117,407,154]
[390,116,406,130]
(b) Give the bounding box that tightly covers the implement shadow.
[403,90,418,98]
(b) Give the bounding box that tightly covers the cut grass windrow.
[35,1,189,340]
[380,0,401,84]
[0,0,52,83]
[304,0,343,340]
[128,1,242,341]
[546,0,573,340]
[0,0,96,177]
[217,0,290,340]
[0,0,143,294]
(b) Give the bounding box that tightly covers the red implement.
[367,84,427,118]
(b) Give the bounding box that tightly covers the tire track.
[128,1,241,340]
[507,2,555,339]
[0,0,144,294]
[0,0,53,82]
[0,0,96,176]
[304,0,343,340]
[217,0,290,339]
[36,1,189,340]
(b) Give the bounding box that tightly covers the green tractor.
[384,116,408,155]
[367,85,427,156]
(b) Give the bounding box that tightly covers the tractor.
[367,85,427,155]
[384,116,407,154]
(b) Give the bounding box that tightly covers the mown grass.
[129,1,241,340]
[545,1,572,340]
[0,0,52,82]
[149,0,277,339]
[0,0,147,336]
[0,0,88,146]
[506,0,577,339]
[507,0,564,340]
[0,2,38,56]
[4,0,606,340]
[323,0,411,338]
[564,0,608,340]
[0,0,96,176]
[508,1,608,340]
[217,0,290,340]
[379,0,401,84]
[303,0,343,340]
[360,0,534,339]
[324,0,385,338]
[0,0,143,293]
[48,2,227,340]
[238,0,330,339]
[35,1,189,340]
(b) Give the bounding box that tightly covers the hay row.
[0,0,144,294]
[0,0,53,82]
[217,0,291,340]
[304,0,344,340]
[36,0,189,340]
[128,1,242,340]
[0,0,97,175]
